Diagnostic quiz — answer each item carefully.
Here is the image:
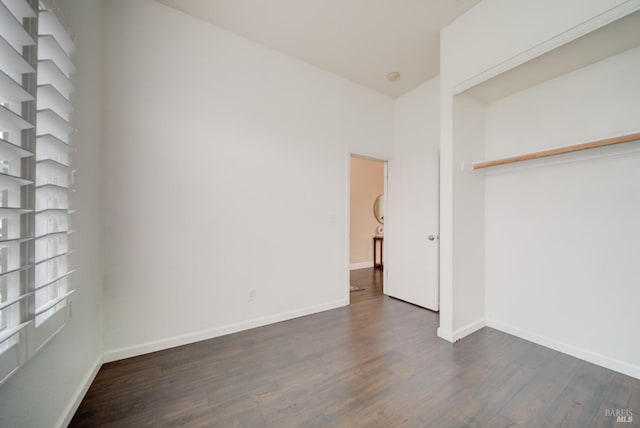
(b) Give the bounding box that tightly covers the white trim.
[486,318,640,380]
[453,0,640,94]
[437,327,453,342]
[437,318,486,343]
[349,261,374,270]
[382,161,388,295]
[55,353,102,428]
[103,299,348,363]
[345,153,351,304]
[452,318,486,341]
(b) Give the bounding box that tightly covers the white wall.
[484,47,640,156]
[0,1,105,427]
[484,46,640,378]
[433,90,486,340]
[102,0,395,360]
[451,94,485,334]
[395,78,440,157]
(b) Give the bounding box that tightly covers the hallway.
[349,267,383,303]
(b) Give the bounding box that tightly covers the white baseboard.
[437,327,454,342]
[437,319,486,343]
[103,299,348,363]
[486,318,640,380]
[453,318,486,341]
[56,353,103,428]
[349,261,374,270]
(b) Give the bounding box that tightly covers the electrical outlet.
[249,289,257,302]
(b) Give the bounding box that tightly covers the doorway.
[348,155,386,304]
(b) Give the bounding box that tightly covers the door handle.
[428,235,436,241]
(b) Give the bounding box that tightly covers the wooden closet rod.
[473,132,640,170]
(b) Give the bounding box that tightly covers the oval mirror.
[373,194,384,224]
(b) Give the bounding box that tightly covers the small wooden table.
[373,236,383,269]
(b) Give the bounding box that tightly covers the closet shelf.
[473,133,640,170]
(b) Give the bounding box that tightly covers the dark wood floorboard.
[71,296,640,427]
[349,267,383,303]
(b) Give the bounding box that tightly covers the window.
[0,0,74,385]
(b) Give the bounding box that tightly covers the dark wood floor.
[71,295,640,427]
[350,267,383,303]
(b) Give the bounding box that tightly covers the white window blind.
[33,3,75,330]
[0,0,36,385]
[0,0,75,386]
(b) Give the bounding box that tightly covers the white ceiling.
[155,0,480,98]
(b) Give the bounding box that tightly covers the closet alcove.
[450,8,640,375]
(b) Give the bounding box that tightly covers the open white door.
[386,149,439,310]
